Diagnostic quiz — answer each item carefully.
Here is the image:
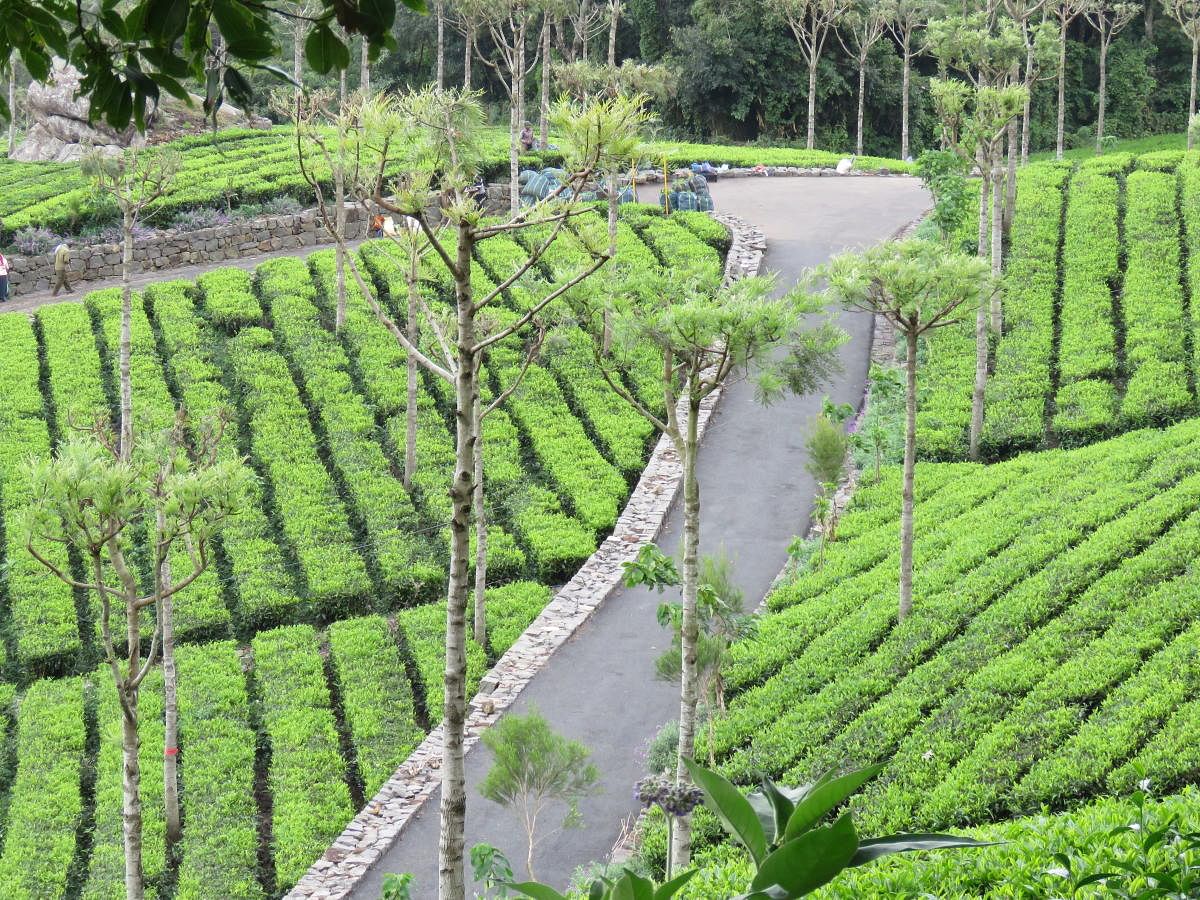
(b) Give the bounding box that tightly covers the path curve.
[347,176,930,898]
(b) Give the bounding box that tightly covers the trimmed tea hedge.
[252,625,353,888]
[0,678,83,895]
[705,419,1200,843]
[175,640,262,899]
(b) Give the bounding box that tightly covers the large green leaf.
[782,764,884,843]
[848,834,1004,867]
[508,883,569,900]
[654,869,699,899]
[305,24,350,75]
[144,0,189,41]
[752,812,859,897]
[686,758,768,865]
[611,872,654,900]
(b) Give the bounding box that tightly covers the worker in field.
[52,241,73,295]
[0,250,10,302]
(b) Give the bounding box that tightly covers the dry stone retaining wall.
[7,205,370,293]
[284,212,766,900]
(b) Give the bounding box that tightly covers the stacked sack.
[659,172,715,212]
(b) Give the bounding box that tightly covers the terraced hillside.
[0,127,909,241]
[679,418,1200,893]
[0,209,726,896]
[917,150,1200,460]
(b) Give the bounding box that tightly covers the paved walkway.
[351,176,930,898]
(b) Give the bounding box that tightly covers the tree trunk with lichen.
[671,393,701,873]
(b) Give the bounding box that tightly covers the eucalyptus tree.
[838,0,889,156]
[607,0,621,63]
[574,263,843,872]
[1164,0,1200,148]
[342,88,646,900]
[1002,0,1049,165]
[772,0,853,149]
[883,0,937,161]
[1085,2,1140,152]
[1050,0,1089,158]
[24,426,247,900]
[477,0,546,210]
[823,240,989,621]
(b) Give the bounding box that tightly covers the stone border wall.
[7,205,370,293]
[284,212,766,900]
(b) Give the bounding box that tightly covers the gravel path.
[349,176,930,898]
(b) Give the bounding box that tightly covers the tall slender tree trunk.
[899,328,917,620]
[439,226,477,900]
[122,705,144,900]
[1190,37,1198,150]
[405,258,419,491]
[6,57,14,155]
[969,172,989,461]
[361,38,371,93]
[856,61,866,156]
[473,392,488,645]
[1004,117,1017,233]
[1021,43,1034,164]
[464,26,474,91]
[160,512,181,846]
[806,60,818,150]
[1096,39,1109,153]
[1145,1,1155,42]
[335,157,346,331]
[671,395,702,873]
[437,1,446,90]
[900,44,911,160]
[991,154,1004,332]
[539,18,551,151]
[1056,19,1067,160]
[509,82,521,213]
[121,576,145,900]
[608,0,620,66]
[120,209,134,461]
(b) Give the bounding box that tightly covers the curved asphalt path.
[352,176,930,899]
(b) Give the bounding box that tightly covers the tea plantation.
[917,150,1200,460]
[0,208,725,896]
[0,126,910,241]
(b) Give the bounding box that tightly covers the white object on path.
[836,157,855,175]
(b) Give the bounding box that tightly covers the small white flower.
[1045,867,1070,879]
[1129,823,1141,832]
[922,749,934,761]
[1138,778,1153,792]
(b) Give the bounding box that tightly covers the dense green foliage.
[918,150,1200,460]
[681,417,1200,893]
[0,213,725,893]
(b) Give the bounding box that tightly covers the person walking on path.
[0,251,10,303]
[52,241,73,295]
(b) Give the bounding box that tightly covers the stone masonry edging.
[284,212,766,900]
[7,204,371,293]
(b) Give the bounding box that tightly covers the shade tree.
[573,263,843,872]
[771,0,853,150]
[1163,0,1200,148]
[22,425,247,900]
[838,1,890,157]
[325,87,647,900]
[822,239,989,621]
[1086,2,1141,153]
